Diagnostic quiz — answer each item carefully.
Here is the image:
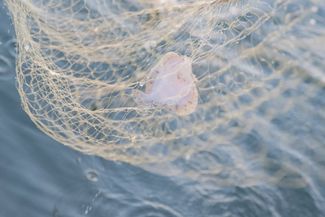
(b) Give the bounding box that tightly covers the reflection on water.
[0,0,325,217]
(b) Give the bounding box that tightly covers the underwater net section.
[5,0,325,187]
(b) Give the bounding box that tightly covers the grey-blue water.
[1,0,325,217]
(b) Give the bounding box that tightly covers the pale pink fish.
[136,52,198,116]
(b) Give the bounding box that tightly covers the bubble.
[85,169,99,182]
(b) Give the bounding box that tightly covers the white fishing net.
[5,0,325,187]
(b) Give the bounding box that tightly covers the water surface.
[0,0,324,217]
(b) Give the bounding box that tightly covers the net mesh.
[5,0,325,187]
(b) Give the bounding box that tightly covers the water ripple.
[54,188,184,217]
[0,54,13,79]
[4,38,17,58]
[118,201,183,217]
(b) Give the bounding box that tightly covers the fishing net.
[5,0,325,187]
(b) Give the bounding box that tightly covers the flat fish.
[136,52,198,116]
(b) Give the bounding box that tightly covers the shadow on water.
[0,0,324,217]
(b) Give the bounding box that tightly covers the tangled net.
[6,0,325,186]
